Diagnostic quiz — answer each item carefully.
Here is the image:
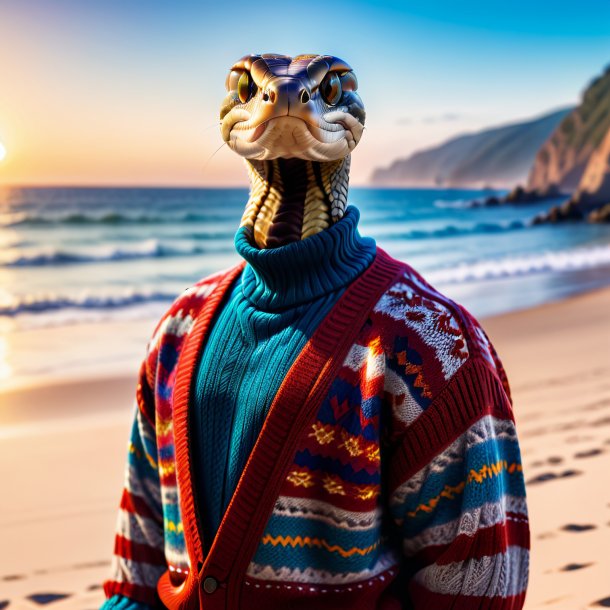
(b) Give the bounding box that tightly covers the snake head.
[220,53,365,161]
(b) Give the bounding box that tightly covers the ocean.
[1,186,610,387]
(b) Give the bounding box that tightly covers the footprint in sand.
[560,562,593,571]
[574,448,604,459]
[561,523,597,533]
[542,596,571,606]
[26,594,71,605]
[593,597,610,608]
[591,416,610,427]
[547,456,564,464]
[527,469,582,485]
[531,456,564,467]
[537,531,556,540]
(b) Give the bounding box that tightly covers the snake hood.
[220,54,365,162]
[221,54,365,249]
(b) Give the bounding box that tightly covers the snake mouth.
[223,105,363,161]
[249,122,268,142]
[231,115,345,144]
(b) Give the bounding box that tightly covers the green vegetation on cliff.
[566,66,610,150]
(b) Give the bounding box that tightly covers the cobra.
[220,53,365,248]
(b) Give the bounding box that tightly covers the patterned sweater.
[189,207,376,556]
[102,225,530,609]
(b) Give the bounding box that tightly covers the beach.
[2,3,610,607]
[1,286,609,610]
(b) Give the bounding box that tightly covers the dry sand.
[1,287,609,610]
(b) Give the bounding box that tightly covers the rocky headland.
[478,65,610,224]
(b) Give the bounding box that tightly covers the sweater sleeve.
[387,357,530,609]
[101,359,167,607]
[100,594,155,610]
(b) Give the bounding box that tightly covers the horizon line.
[0,182,512,191]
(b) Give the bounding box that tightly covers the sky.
[0,0,609,187]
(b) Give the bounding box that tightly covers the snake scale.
[220,53,365,249]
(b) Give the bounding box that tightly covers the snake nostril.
[300,90,310,104]
[262,92,269,102]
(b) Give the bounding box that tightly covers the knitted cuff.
[100,594,155,610]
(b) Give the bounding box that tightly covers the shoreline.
[3,279,610,396]
[1,281,607,396]
[2,285,610,609]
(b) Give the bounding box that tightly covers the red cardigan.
[103,247,530,609]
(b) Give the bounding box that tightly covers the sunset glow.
[0,142,6,162]
[0,0,607,186]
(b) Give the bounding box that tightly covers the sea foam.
[0,290,176,317]
[0,239,233,267]
[427,244,610,284]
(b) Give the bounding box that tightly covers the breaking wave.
[426,244,610,284]
[387,220,525,240]
[1,240,233,267]
[433,199,478,209]
[0,291,176,317]
[0,211,232,227]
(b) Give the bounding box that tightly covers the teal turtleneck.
[190,205,376,554]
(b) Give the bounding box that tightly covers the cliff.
[370,108,571,188]
[533,125,610,224]
[527,66,610,193]
[573,125,610,206]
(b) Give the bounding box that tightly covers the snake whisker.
[201,142,228,175]
[202,122,222,133]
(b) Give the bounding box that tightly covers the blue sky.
[0,0,608,185]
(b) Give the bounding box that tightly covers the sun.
[0,141,6,162]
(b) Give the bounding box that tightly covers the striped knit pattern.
[103,275,224,605]
[103,254,529,609]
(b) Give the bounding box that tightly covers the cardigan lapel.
[159,260,246,608]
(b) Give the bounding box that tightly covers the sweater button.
[203,576,219,594]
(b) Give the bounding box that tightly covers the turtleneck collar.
[234,205,376,311]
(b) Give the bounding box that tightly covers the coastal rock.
[480,183,566,207]
[534,122,610,224]
[533,184,565,199]
[588,203,610,223]
[505,186,529,203]
[504,185,549,203]
[532,199,584,224]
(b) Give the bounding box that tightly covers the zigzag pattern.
[404,460,524,518]
[261,534,380,558]
[386,335,433,410]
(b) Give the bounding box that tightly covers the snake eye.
[320,72,342,106]
[226,70,241,92]
[237,71,257,103]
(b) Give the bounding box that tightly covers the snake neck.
[239,156,351,249]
